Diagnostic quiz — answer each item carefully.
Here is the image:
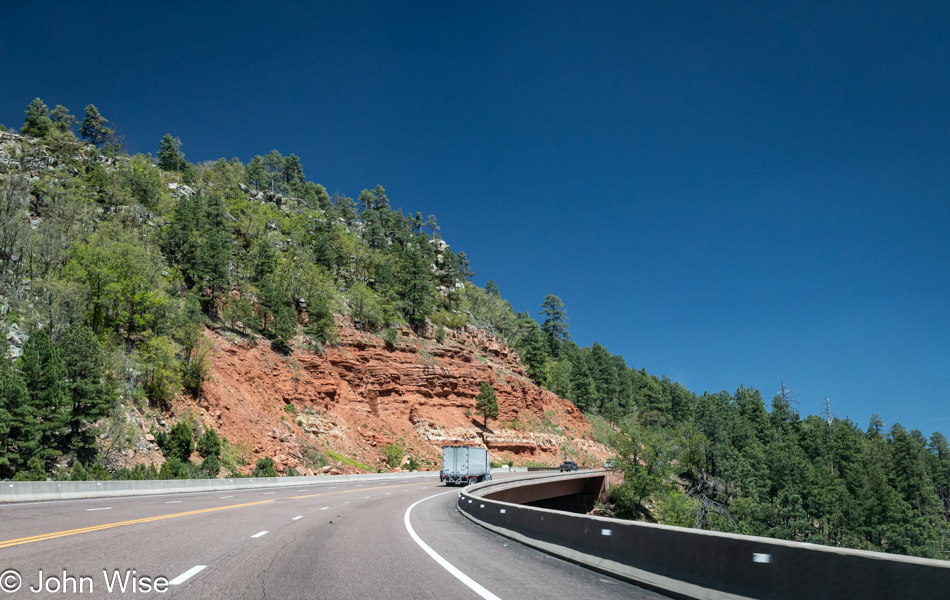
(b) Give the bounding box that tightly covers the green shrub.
[201,453,220,478]
[220,438,252,475]
[113,467,133,480]
[382,327,398,348]
[196,428,222,458]
[430,309,468,330]
[303,447,329,469]
[381,443,404,468]
[13,457,47,481]
[70,462,89,481]
[163,421,194,462]
[158,459,177,480]
[114,464,156,481]
[89,462,111,481]
[253,457,278,477]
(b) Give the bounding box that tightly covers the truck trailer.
[440,446,491,486]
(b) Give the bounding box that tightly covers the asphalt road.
[0,473,668,599]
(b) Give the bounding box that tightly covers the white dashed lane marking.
[169,565,206,586]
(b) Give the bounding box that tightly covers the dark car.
[559,461,578,472]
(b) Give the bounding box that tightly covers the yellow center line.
[0,480,433,549]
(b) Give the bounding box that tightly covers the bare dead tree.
[686,469,735,531]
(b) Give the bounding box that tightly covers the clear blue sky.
[4,1,949,435]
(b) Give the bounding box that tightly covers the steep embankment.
[178,319,609,475]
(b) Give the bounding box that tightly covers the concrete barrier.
[0,470,437,504]
[459,474,950,600]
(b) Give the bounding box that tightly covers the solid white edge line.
[169,565,207,586]
[404,491,502,600]
[251,530,269,538]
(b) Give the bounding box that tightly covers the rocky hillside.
[0,123,610,479]
[177,318,609,475]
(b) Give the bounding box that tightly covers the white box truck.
[440,446,491,486]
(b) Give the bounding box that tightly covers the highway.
[0,473,668,599]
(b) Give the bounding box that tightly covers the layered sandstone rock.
[179,318,610,475]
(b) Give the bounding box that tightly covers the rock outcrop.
[180,318,609,475]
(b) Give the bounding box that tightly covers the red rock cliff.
[176,319,609,475]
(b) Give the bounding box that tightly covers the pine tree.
[283,153,304,185]
[515,319,549,385]
[455,251,474,282]
[61,323,113,464]
[401,241,434,329]
[157,134,184,171]
[21,97,52,138]
[246,155,265,190]
[254,240,277,282]
[568,351,596,413]
[201,194,231,315]
[540,294,570,357]
[79,104,113,147]
[271,304,297,354]
[163,192,204,287]
[0,357,35,478]
[475,382,499,427]
[17,330,69,464]
[50,105,77,134]
[262,150,284,192]
[334,193,358,227]
[363,208,387,250]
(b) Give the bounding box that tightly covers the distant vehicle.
[441,446,491,486]
[558,460,578,472]
[604,461,616,468]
